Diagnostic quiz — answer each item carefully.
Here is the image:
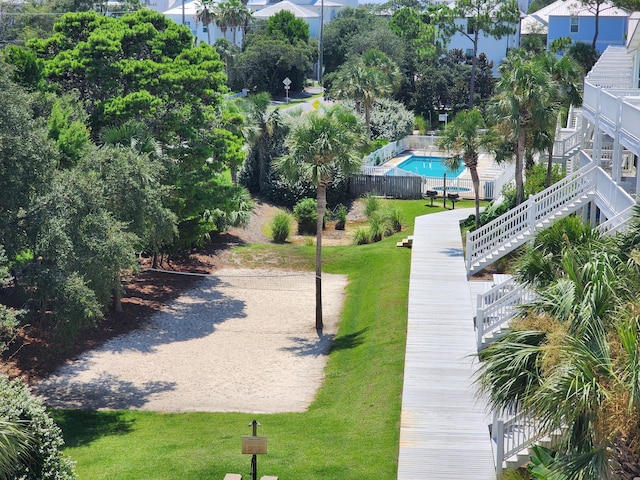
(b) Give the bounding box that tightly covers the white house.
[251,1,321,37]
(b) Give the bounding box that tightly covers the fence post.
[476,295,484,351]
[495,418,505,478]
[465,230,472,275]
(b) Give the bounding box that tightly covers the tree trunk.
[546,147,554,188]
[592,5,600,50]
[469,30,480,108]
[515,125,526,205]
[113,275,122,313]
[468,156,481,230]
[364,104,371,138]
[315,184,326,332]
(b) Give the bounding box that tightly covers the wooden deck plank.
[397,208,495,480]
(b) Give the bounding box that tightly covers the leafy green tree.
[266,9,309,43]
[444,0,521,107]
[389,5,450,62]
[275,106,366,330]
[0,64,58,261]
[322,7,393,74]
[438,108,493,229]
[232,35,315,94]
[28,10,250,246]
[0,375,76,479]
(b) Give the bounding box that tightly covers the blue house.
[524,0,629,53]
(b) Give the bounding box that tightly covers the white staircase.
[465,164,597,276]
[475,276,536,351]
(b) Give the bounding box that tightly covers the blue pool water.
[397,156,465,178]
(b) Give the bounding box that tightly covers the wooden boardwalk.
[397,208,495,479]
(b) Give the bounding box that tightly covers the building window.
[570,16,579,33]
[466,21,475,35]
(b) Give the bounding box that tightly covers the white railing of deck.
[598,205,634,234]
[475,279,536,351]
[465,164,597,275]
[493,405,541,477]
[553,129,581,158]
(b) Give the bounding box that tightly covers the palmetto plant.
[478,213,640,479]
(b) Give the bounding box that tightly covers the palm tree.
[437,108,492,229]
[477,213,640,479]
[195,0,216,45]
[488,50,554,205]
[331,50,400,138]
[275,106,366,331]
[217,0,250,46]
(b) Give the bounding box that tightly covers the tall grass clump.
[354,202,403,245]
[364,194,381,218]
[334,204,347,230]
[269,212,291,243]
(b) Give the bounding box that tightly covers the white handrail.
[493,404,541,477]
[476,279,536,350]
[466,164,597,275]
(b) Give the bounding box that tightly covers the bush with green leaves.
[334,204,347,230]
[293,198,318,234]
[269,212,292,243]
[0,375,76,480]
[340,98,414,142]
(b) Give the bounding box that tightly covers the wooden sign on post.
[242,436,268,455]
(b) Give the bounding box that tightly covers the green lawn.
[52,199,477,480]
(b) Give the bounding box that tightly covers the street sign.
[282,77,291,86]
[312,99,320,110]
[242,436,268,455]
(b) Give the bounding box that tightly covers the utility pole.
[318,0,324,85]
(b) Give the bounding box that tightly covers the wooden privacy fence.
[350,175,422,199]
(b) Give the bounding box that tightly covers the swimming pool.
[397,156,465,178]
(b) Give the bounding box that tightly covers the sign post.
[283,77,291,103]
[242,420,267,480]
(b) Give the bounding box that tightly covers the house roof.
[164,0,206,15]
[309,0,343,7]
[521,14,547,35]
[252,1,319,18]
[545,0,628,17]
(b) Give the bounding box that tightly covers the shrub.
[293,198,318,234]
[414,115,429,135]
[381,206,402,234]
[334,204,347,230]
[368,215,383,242]
[364,194,380,218]
[0,375,76,480]
[269,212,292,243]
[353,228,371,245]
